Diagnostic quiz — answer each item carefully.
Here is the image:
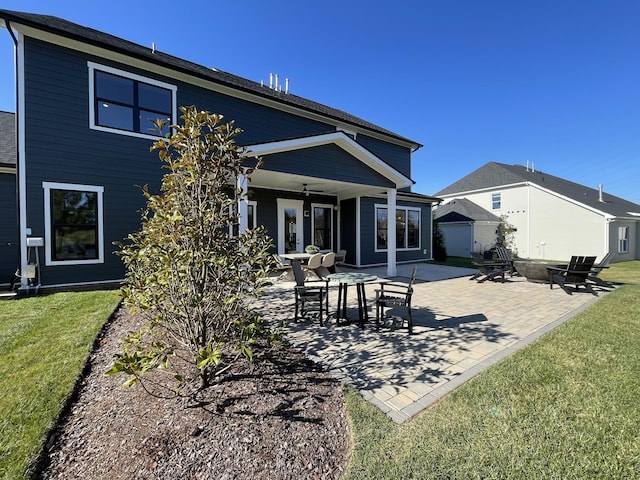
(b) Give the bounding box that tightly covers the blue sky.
[1,0,639,203]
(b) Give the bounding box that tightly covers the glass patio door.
[277,199,304,254]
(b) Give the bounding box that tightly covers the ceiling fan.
[300,183,324,197]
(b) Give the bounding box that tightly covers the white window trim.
[618,225,629,253]
[311,203,334,251]
[43,182,105,266]
[88,61,177,140]
[374,204,421,252]
[247,200,257,228]
[491,192,502,210]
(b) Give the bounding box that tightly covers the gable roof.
[0,10,421,151]
[0,111,16,167]
[434,197,500,223]
[436,161,640,218]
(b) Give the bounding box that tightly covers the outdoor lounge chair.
[374,265,418,334]
[292,261,329,325]
[588,252,615,288]
[470,252,507,283]
[548,256,598,296]
[495,246,517,277]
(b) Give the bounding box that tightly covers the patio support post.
[237,171,248,234]
[387,188,397,277]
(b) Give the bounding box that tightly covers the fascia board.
[246,132,413,189]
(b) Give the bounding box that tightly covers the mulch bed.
[38,307,351,479]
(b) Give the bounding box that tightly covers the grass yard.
[344,261,640,479]
[0,290,121,480]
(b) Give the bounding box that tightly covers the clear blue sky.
[2,0,639,203]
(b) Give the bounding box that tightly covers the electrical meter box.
[26,237,44,247]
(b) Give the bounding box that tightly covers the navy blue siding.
[356,134,412,182]
[339,198,357,265]
[262,145,394,188]
[0,172,18,281]
[20,37,417,286]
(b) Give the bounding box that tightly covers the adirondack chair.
[548,256,598,296]
[470,252,507,283]
[588,252,615,287]
[495,246,517,277]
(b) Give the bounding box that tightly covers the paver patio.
[257,263,606,423]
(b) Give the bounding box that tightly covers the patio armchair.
[302,252,323,278]
[588,252,615,288]
[470,252,507,283]
[334,249,347,266]
[495,246,517,277]
[292,261,329,325]
[374,265,418,334]
[548,256,598,296]
[314,252,335,278]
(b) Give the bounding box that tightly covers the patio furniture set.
[470,248,614,296]
[279,251,417,334]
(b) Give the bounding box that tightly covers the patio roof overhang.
[244,131,414,200]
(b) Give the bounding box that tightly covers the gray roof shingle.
[0,10,421,149]
[434,197,500,223]
[435,161,640,218]
[0,111,16,167]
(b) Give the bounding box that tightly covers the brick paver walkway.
[257,264,605,423]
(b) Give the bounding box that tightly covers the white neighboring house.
[435,162,640,263]
[434,198,501,258]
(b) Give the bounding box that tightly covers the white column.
[237,172,248,234]
[387,188,397,277]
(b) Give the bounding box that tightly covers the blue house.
[0,10,438,291]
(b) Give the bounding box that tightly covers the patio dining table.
[280,253,312,263]
[327,272,377,328]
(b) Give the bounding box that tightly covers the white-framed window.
[43,182,104,266]
[247,200,257,229]
[618,226,629,253]
[491,193,501,210]
[375,205,421,251]
[88,62,177,139]
[311,203,333,250]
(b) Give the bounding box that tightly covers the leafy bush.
[108,107,275,392]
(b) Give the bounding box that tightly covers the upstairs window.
[89,62,176,139]
[492,193,501,210]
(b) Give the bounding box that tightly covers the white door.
[277,199,304,254]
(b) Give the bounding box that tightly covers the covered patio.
[256,263,605,423]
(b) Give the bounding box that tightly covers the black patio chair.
[548,256,598,296]
[470,252,507,283]
[495,246,517,277]
[374,265,418,334]
[292,261,329,325]
[588,252,615,288]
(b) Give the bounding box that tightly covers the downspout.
[3,19,24,287]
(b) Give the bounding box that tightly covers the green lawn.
[2,262,639,479]
[344,261,640,479]
[0,291,121,480]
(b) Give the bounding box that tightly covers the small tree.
[432,218,447,261]
[107,106,275,393]
[496,214,518,256]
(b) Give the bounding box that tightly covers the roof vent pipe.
[598,184,604,202]
[285,78,289,94]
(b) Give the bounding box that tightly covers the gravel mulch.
[39,307,351,479]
